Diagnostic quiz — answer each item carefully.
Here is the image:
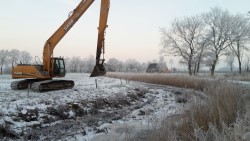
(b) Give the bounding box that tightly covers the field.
[0,73,205,141]
[1,73,250,141]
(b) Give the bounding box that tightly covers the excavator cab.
[53,58,66,77]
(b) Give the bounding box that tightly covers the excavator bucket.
[90,64,106,77]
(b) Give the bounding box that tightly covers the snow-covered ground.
[0,73,202,141]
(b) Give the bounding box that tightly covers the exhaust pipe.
[90,59,106,77]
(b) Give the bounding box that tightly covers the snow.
[0,73,199,140]
[21,109,27,115]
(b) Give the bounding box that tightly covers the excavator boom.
[90,0,110,77]
[43,0,95,75]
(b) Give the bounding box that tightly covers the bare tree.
[179,59,187,72]
[79,58,87,73]
[203,7,233,76]
[160,15,204,75]
[141,62,149,73]
[64,57,71,73]
[228,13,250,74]
[107,58,122,72]
[9,49,20,67]
[0,49,9,74]
[86,55,95,73]
[193,38,210,74]
[225,53,235,72]
[125,58,141,72]
[158,56,168,72]
[69,56,81,73]
[19,51,32,64]
[65,55,101,73]
[169,58,174,71]
[244,55,250,72]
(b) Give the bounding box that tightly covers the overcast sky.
[0,0,249,64]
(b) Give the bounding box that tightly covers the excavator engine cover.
[90,64,106,77]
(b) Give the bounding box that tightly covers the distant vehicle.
[11,0,110,92]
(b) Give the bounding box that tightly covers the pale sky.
[0,0,249,63]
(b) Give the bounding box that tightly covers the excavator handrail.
[35,56,42,65]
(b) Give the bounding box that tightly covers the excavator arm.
[91,0,110,77]
[43,0,95,74]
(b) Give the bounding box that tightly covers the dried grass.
[176,82,246,141]
[224,73,250,81]
[106,72,248,141]
[106,72,210,91]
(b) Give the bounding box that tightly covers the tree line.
[0,49,32,74]
[0,49,168,74]
[65,56,166,73]
[160,7,250,76]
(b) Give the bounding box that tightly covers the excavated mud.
[0,87,152,140]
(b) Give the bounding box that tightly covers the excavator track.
[11,79,42,90]
[11,79,74,92]
[31,80,74,92]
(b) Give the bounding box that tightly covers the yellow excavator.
[11,0,110,92]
